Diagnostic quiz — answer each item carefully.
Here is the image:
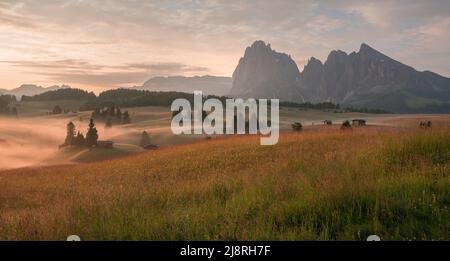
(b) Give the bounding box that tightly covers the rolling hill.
[0,124,448,240]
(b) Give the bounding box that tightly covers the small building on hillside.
[323,120,333,125]
[143,144,159,150]
[97,140,114,149]
[352,119,366,126]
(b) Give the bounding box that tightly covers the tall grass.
[0,126,448,240]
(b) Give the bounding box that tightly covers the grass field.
[0,121,448,240]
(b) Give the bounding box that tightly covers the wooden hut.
[97,140,114,149]
[352,119,366,126]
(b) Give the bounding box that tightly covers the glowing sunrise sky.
[1,0,449,93]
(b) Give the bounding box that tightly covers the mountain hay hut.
[97,140,114,149]
[352,119,366,126]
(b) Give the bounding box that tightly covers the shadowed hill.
[21,88,96,101]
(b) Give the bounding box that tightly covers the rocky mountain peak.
[324,50,349,66]
[358,43,392,62]
[302,57,324,81]
[305,57,323,67]
[229,40,450,112]
[229,40,304,102]
[251,40,271,50]
[359,43,374,53]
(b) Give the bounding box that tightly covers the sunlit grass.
[0,126,448,240]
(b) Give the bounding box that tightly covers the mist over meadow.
[0,116,137,169]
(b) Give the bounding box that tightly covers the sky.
[1,0,449,93]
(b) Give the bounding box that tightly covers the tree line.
[19,88,392,114]
[62,119,154,149]
[61,119,98,148]
[280,101,392,114]
[0,95,18,116]
[80,89,226,111]
[91,105,131,127]
[22,88,96,101]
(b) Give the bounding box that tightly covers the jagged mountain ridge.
[302,43,450,111]
[230,41,450,112]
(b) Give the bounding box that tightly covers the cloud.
[0,6,35,28]
[118,63,210,73]
[0,59,210,87]
[306,15,344,34]
[61,41,118,45]
[1,59,104,71]
[41,71,151,87]
[346,2,391,28]
[0,0,449,90]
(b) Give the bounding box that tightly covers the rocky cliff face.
[230,41,450,112]
[229,41,305,102]
[302,43,450,111]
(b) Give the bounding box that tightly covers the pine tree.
[122,111,131,124]
[86,118,98,147]
[65,121,76,145]
[53,105,62,114]
[116,107,122,122]
[108,106,116,117]
[139,131,151,148]
[75,131,86,146]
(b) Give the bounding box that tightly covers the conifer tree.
[122,111,131,124]
[75,131,86,146]
[139,131,151,148]
[86,118,98,147]
[65,121,76,145]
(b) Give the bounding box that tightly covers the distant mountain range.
[4,41,449,113]
[0,84,70,99]
[230,41,450,112]
[132,75,232,96]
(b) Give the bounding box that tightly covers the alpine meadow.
[1,0,450,246]
[0,116,449,240]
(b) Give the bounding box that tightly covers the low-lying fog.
[0,116,139,170]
